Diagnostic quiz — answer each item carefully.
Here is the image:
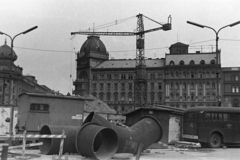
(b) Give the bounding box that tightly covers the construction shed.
[16,93,93,133]
[123,106,185,148]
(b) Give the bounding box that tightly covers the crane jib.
[70,32,135,36]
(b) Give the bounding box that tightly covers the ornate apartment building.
[73,36,240,112]
[221,67,240,107]
[0,41,54,105]
[165,42,220,108]
[73,36,165,113]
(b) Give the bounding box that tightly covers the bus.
[182,107,240,148]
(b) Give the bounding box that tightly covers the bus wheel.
[209,133,222,148]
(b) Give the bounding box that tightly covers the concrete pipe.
[39,125,81,155]
[79,112,163,154]
[76,123,118,160]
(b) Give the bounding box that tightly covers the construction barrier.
[1,130,67,160]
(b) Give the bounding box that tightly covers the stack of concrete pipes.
[39,112,163,160]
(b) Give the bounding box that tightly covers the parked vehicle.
[182,107,240,148]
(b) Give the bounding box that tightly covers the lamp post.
[187,20,240,106]
[0,26,38,136]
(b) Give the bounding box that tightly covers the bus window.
[236,113,240,122]
[204,112,211,121]
[185,112,196,120]
[218,113,223,121]
[223,113,234,121]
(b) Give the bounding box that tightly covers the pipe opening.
[76,123,118,160]
[39,125,52,154]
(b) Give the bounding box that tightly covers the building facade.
[165,42,221,108]
[221,67,240,107]
[73,36,240,112]
[0,41,54,105]
[73,36,165,113]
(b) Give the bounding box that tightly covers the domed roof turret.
[0,40,17,61]
[80,36,107,54]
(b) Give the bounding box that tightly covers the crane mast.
[71,14,172,109]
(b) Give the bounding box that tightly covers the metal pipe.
[39,125,81,155]
[79,112,163,155]
[76,123,118,160]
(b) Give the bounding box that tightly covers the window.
[128,83,132,90]
[151,83,154,90]
[113,92,118,101]
[121,83,125,90]
[232,86,236,93]
[190,60,195,65]
[150,73,155,79]
[121,92,125,101]
[93,74,97,80]
[107,83,111,91]
[100,83,104,91]
[158,83,162,90]
[121,74,126,79]
[114,83,118,91]
[183,93,187,101]
[236,75,239,81]
[150,92,155,101]
[114,74,119,79]
[99,92,104,100]
[128,74,133,79]
[210,60,215,64]
[128,92,133,102]
[30,103,49,112]
[185,112,196,120]
[107,74,112,80]
[106,92,111,101]
[200,60,205,65]
[169,61,174,65]
[180,60,184,65]
[158,73,163,79]
[100,74,105,79]
[92,83,97,90]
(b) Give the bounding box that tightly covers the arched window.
[121,92,125,101]
[190,60,195,65]
[99,92,104,101]
[169,61,174,65]
[180,60,184,65]
[210,60,215,64]
[232,86,236,93]
[200,60,205,65]
[106,92,111,101]
[128,92,133,102]
[236,75,239,81]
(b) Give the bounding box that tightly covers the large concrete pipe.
[76,123,118,160]
[77,112,163,155]
[39,125,81,155]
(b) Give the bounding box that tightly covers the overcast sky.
[1,0,240,94]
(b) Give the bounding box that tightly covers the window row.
[169,59,215,66]
[170,92,216,101]
[92,83,162,91]
[92,92,162,102]
[170,82,216,90]
[166,70,217,79]
[92,73,163,80]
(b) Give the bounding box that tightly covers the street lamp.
[187,20,240,106]
[0,26,38,136]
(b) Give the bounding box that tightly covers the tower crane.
[71,13,172,109]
